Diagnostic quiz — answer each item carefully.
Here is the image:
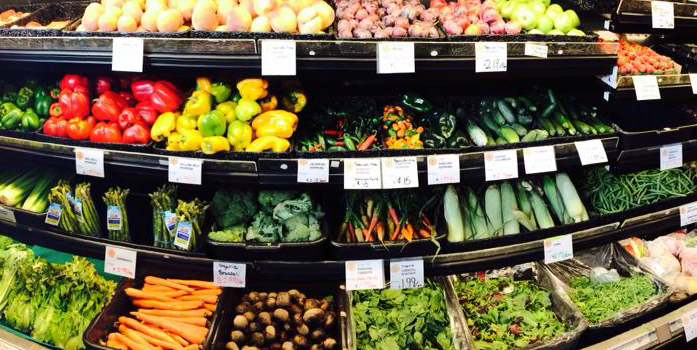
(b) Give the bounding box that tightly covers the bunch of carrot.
[338,191,436,243]
[104,276,221,350]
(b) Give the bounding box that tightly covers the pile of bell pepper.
[42,74,183,144]
[151,77,305,154]
[0,79,56,132]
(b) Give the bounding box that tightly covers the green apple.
[545,3,564,20]
[501,1,518,20]
[553,12,575,33]
[512,4,539,30]
[530,0,547,15]
[547,29,564,35]
[528,28,544,34]
[536,14,554,33]
[564,9,581,27]
[567,28,585,36]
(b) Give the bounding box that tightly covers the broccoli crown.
[257,190,298,211]
[210,189,258,228]
[207,225,246,243]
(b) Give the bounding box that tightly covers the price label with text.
[45,203,62,226]
[168,157,202,185]
[484,149,518,181]
[475,42,507,73]
[544,234,573,264]
[261,40,296,76]
[0,340,21,350]
[0,206,15,224]
[682,308,697,341]
[344,158,382,189]
[651,0,674,29]
[382,157,418,189]
[632,75,661,101]
[377,42,415,74]
[213,261,246,288]
[346,259,384,291]
[524,42,548,58]
[427,154,460,185]
[680,202,697,227]
[173,221,193,250]
[691,74,697,94]
[104,246,136,279]
[660,143,682,170]
[390,259,424,290]
[574,139,608,165]
[112,37,144,72]
[523,146,557,174]
[297,159,329,183]
[75,148,105,177]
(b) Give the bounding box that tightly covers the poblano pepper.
[437,112,457,139]
[399,93,433,114]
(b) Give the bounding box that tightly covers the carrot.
[358,134,376,150]
[190,289,221,296]
[387,206,400,227]
[142,285,176,292]
[137,309,211,318]
[118,317,179,345]
[390,223,401,240]
[114,333,154,350]
[177,295,218,304]
[126,288,180,302]
[419,228,431,238]
[132,299,203,310]
[203,303,216,312]
[107,339,129,350]
[365,205,380,239]
[119,326,157,348]
[144,277,194,292]
[182,345,198,350]
[120,325,183,350]
[133,314,207,327]
[376,222,384,241]
[168,333,189,347]
[132,313,209,345]
[167,279,218,290]
[348,222,355,243]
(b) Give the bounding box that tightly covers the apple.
[547,28,564,35]
[529,1,546,16]
[464,23,481,35]
[553,12,574,33]
[564,9,580,27]
[567,28,585,36]
[545,3,563,20]
[500,1,517,19]
[512,4,538,31]
[536,14,553,33]
[504,20,521,34]
[528,28,543,34]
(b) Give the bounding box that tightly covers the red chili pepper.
[323,130,342,136]
[130,79,155,102]
[58,86,90,119]
[335,141,345,146]
[122,122,150,144]
[90,121,122,143]
[150,80,183,113]
[42,117,68,138]
[135,101,158,125]
[95,76,113,95]
[92,91,128,122]
[119,91,136,107]
[58,74,89,91]
[117,107,143,129]
[66,116,96,140]
[49,102,62,118]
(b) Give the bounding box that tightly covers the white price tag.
[168,157,202,185]
[669,317,683,333]
[297,159,329,183]
[112,37,144,72]
[690,74,697,94]
[377,42,415,74]
[524,42,548,58]
[381,157,418,189]
[544,234,573,264]
[651,1,675,29]
[660,143,682,170]
[484,149,518,181]
[0,206,15,224]
[574,139,608,165]
[598,66,619,89]
[427,154,460,185]
[345,259,384,291]
[680,202,697,227]
[213,261,246,288]
[608,330,657,350]
[632,75,661,101]
[104,246,136,279]
[523,146,557,174]
[344,158,382,189]
[682,308,697,341]
[0,340,21,350]
[475,42,507,73]
[75,148,105,177]
[389,259,424,290]
[261,40,296,76]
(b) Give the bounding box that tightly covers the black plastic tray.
[0,2,84,37]
[329,236,443,260]
[0,4,42,28]
[84,268,227,350]
[444,30,598,43]
[0,203,48,228]
[608,103,697,149]
[33,130,155,152]
[192,28,334,40]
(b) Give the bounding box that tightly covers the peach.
[312,0,333,29]
[105,0,126,8]
[168,0,179,8]
[191,3,218,30]
[239,0,255,17]
[98,12,118,31]
[146,0,167,11]
[215,24,227,31]
[216,0,235,24]
[117,15,138,30]
[268,6,296,32]
[137,25,148,31]
[122,1,143,22]
[157,8,183,31]
[298,15,321,33]
[250,15,270,31]
[85,3,106,15]
[194,0,217,11]
[253,0,275,16]
[76,24,88,31]
[288,0,313,14]
[105,6,123,18]
[141,9,160,31]
[81,9,102,31]
[176,0,195,20]
[227,7,252,31]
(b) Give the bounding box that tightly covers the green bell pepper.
[1,108,23,130]
[18,86,33,99]
[234,98,261,122]
[34,95,51,117]
[423,132,446,149]
[2,91,17,104]
[446,130,468,148]
[210,82,232,104]
[15,94,30,110]
[399,93,433,115]
[230,91,241,103]
[197,110,227,137]
[437,112,457,139]
[20,108,40,131]
[33,88,48,101]
[0,102,19,116]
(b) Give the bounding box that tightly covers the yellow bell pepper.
[176,114,198,134]
[178,129,203,151]
[166,132,180,151]
[215,101,237,123]
[196,77,212,92]
[151,112,177,142]
[201,136,230,154]
[245,136,290,152]
[281,89,307,113]
[183,90,212,117]
[260,94,278,112]
[227,120,252,151]
[251,110,298,138]
[236,78,268,100]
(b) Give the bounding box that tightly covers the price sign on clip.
[344,158,382,189]
[680,202,697,227]
[574,139,608,166]
[632,75,661,101]
[523,146,557,174]
[651,1,674,29]
[544,234,573,264]
[690,74,697,94]
[682,308,697,341]
[104,246,136,279]
[0,206,15,224]
[75,148,105,177]
[660,143,682,170]
[112,37,144,72]
[297,159,329,183]
[427,154,460,185]
[213,261,246,288]
[346,259,385,291]
[377,42,415,74]
[261,40,296,76]
[168,157,203,185]
[484,149,518,181]
[524,42,548,58]
[381,157,418,189]
[390,259,424,290]
[475,42,507,73]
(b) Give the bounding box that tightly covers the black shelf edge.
[599,71,696,101]
[615,139,697,174]
[612,0,697,34]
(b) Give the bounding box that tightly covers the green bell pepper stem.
[1,108,24,130]
[15,94,30,110]
[230,91,242,103]
[21,108,40,131]
[34,95,51,117]
[210,82,232,104]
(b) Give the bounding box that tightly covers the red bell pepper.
[119,92,136,107]
[59,86,90,119]
[92,91,128,122]
[131,80,155,102]
[49,102,62,118]
[59,74,89,91]
[117,107,143,129]
[90,121,122,143]
[95,76,113,95]
[151,80,183,113]
[66,116,96,140]
[123,122,150,144]
[43,117,68,138]
[135,101,158,125]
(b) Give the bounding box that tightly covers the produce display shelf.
[611,0,697,33]
[602,72,697,100]
[615,139,697,174]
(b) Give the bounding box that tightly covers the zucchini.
[509,122,528,137]
[541,103,556,119]
[534,129,550,141]
[571,120,595,135]
[487,136,496,146]
[516,109,534,126]
[550,118,566,136]
[465,119,489,146]
[495,137,508,145]
[491,110,507,126]
[521,130,538,142]
[496,100,517,124]
[566,100,582,120]
[504,97,518,109]
[517,96,537,112]
[482,113,503,135]
[499,126,520,143]
[537,117,556,136]
[553,111,572,130]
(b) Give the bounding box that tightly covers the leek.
[468,188,491,239]
[484,184,502,236]
[542,175,570,224]
[444,185,464,242]
[21,173,55,212]
[0,170,40,207]
[501,181,520,235]
[555,172,587,223]
[530,189,555,229]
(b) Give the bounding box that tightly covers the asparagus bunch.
[47,180,79,233]
[102,187,130,242]
[149,184,177,248]
[174,198,208,252]
[74,182,102,237]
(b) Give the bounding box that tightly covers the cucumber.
[504,97,518,109]
[496,137,508,145]
[521,130,538,142]
[553,112,576,135]
[499,126,520,143]
[509,122,528,137]
[482,113,502,135]
[465,119,488,146]
[491,110,507,126]
[550,119,566,136]
[516,109,534,126]
[541,103,556,119]
[535,129,550,141]
[517,96,537,112]
[571,120,594,135]
[496,100,517,124]
[537,117,556,136]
